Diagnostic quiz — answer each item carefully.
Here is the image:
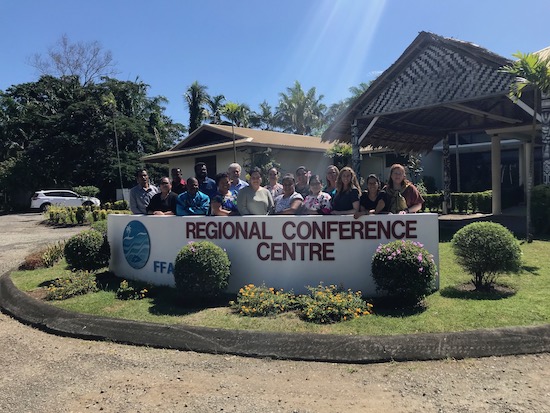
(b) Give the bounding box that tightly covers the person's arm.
[374,199,386,214]
[129,189,139,214]
[237,190,251,215]
[211,200,231,216]
[399,185,424,214]
[280,199,302,215]
[195,193,210,215]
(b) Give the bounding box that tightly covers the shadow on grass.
[522,265,541,275]
[440,283,516,300]
[148,290,235,317]
[368,296,428,318]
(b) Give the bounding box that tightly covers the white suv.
[30,190,101,211]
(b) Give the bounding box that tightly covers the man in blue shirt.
[176,177,210,216]
[194,162,217,199]
[228,162,249,194]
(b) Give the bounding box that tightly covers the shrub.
[64,230,110,271]
[115,280,149,300]
[42,241,65,267]
[90,219,108,236]
[451,222,522,290]
[532,184,550,235]
[45,270,98,300]
[230,284,298,316]
[297,284,373,324]
[173,241,231,301]
[19,251,45,270]
[371,240,437,306]
[72,185,100,197]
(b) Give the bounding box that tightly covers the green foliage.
[501,52,550,98]
[532,184,550,235]
[371,240,438,306]
[42,241,65,268]
[103,200,129,210]
[421,175,437,193]
[0,75,184,197]
[72,185,100,197]
[297,284,373,324]
[422,193,443,212]
[173,241,231,300]
[325,142,352,169]
[46,206,130,225]
[451,222,522,290]
[64,230,110,271]
[115,280,149,300]
[230,283,373,324]
[276,80,326,135]
[19,242,65,270]
[230,284,298,316]
[45,270,98,300]
[90,219,108,236]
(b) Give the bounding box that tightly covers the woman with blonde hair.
[384,164,424,214]
[330,166,361,215]
[324,165,339,197]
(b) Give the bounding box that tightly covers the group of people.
[128,162,424,217]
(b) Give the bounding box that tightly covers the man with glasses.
[147,177,178,215]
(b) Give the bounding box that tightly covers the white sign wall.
[108,214,439,296]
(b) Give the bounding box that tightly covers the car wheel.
[83,201,93,207]
[40,203,51,212]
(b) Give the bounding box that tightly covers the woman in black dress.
[354,174,387,218]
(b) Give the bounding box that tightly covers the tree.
[501,52,550,241]
[275,81,326,135]
[184,81,210,133]
[27,34,118,86]
[206,94,226,124]
[249,100,278,131]
[222,102,251,162]
[0,76,184,204]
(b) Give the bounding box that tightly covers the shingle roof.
[321,31,536,153]
[142,124,335,162]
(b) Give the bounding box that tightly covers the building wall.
[168,147,332,183]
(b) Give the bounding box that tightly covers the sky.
[1,0,549,128]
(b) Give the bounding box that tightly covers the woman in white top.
[274,173,303,214]
[302,175,332,215]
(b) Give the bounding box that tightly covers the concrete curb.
[1,270,550,363]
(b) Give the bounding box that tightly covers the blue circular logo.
[122,220,151,269]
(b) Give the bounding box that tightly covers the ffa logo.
[122,220,150,269]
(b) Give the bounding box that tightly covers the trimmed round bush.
[371,239,437,306]
[173,241,231,300]
[64,230,110,271]
[451,222,522,290]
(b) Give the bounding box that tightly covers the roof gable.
[322,31,534,153]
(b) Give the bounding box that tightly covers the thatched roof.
[322,31,536,153]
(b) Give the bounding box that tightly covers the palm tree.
[249,100,277,131]
[206,94,226,124]
[501,51,550,241]
[275,81,326,135]
[184,81,209,133]
[222,102,251,162]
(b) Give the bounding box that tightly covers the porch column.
[541,92,550,185]
[351,120,361,181]
[442,135,451,214]
[491,135,501,215]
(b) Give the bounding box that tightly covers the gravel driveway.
[1,213,549,413]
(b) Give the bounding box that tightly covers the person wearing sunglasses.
[146,177,178,215]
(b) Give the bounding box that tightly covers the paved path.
[1,213,550,413]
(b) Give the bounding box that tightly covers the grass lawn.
[10,240,550,336]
